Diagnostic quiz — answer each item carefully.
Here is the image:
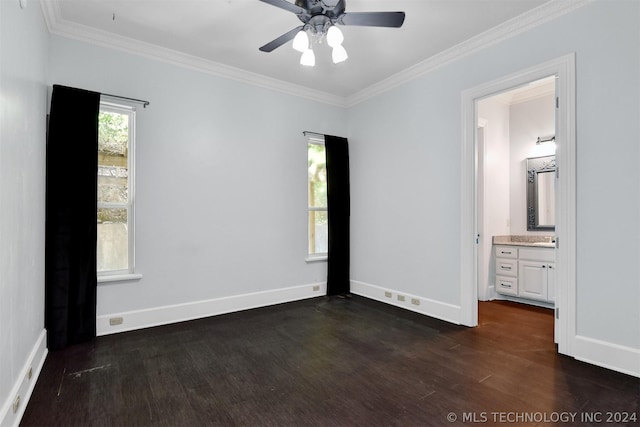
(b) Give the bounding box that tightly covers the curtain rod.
[102,93,150,108]
[52,85,150,108]
[303,131,324,138]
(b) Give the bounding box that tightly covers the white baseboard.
[97,282,327,336]
[574,335,640,378]
[0,330,48,427]
[350,280,462,325]
[97,280,640,380]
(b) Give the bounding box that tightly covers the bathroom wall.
[509,93,556,234]
[477,97,511,300]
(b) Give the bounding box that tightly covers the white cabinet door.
[518,260,548,301]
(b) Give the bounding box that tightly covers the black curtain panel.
[324,135,350,296]
[45,85,101,351]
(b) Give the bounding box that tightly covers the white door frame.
[459,53,576,356]
[476,118,490,302]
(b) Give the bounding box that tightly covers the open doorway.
[476,76,557,340]
[460,54,576,358]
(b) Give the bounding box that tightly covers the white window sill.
[98,273,143,284]
[306,255,327,263]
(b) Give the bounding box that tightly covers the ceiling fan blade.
[258,0,306,15]
[259,26,304,52]
[339,11,405,28]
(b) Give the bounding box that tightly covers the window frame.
[97,99,141,282]
[307,135,328,262]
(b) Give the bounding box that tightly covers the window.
[97,101,136,278]
[308,136,327,258]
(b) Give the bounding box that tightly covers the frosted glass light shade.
[332,45,348,64]
[292,30,309,52]
[326,25,344,48]
[300,49,315,66]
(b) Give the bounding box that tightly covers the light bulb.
[292,30,309,53]
[332,44,348,64]
[326,25,344,48]
[300,49,315,66]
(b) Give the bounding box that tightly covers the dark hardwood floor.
[21,296,639,426]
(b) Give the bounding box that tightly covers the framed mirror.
[527,155,556,231]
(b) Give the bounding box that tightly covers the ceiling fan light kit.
[331,43,348,64]
[259,0,405,66]
[292,30,309,52]
[326,25,344,47]
[300,48,316,66]
[295,24,346,66]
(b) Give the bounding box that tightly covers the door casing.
[459,53,576,357]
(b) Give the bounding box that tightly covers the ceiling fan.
[258,0,405,65]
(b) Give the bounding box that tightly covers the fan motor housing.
[305,15,333,35]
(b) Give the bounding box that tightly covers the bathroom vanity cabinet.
[495,245,555,303]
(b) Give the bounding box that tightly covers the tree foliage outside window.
[308,143,327,205]
[97,105,133,274]
[308,141,327,255]
[99,111,128,156]
[98,111,129,223]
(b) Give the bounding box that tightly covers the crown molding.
[39,1,347,108]
[345,0,592,107]
[41,0,591,109]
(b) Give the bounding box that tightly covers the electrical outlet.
[12,395,20,413]
[27,367,32,380]
[384,291,392,298]
[312,285,320,291]
[411,298,420,306]
[397,295,405,302]
[109,317,123,326]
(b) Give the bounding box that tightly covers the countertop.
[492,235,555,248]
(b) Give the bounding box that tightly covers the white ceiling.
[43,0,574,104]
[493,75,556,105]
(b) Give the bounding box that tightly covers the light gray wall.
[349,0,639,349]
[48,36,347,316]
[0,0,49,414]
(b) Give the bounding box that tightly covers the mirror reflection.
[526,155,556,231]
[537,171,555,226]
